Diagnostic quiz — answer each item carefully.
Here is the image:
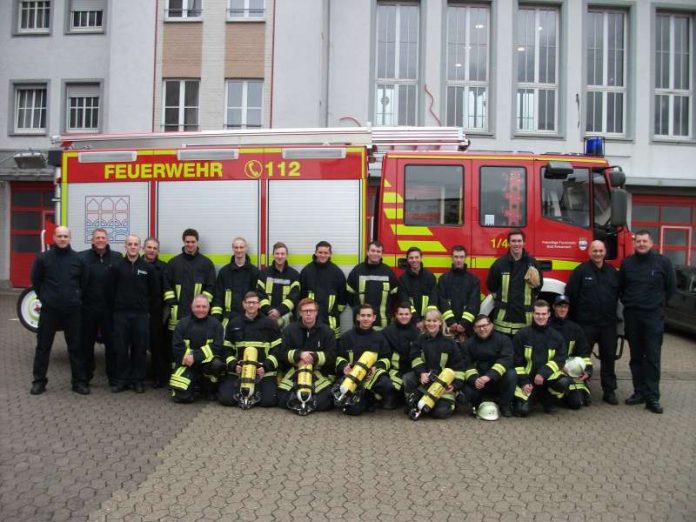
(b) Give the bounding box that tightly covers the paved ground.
[1,291,694,522]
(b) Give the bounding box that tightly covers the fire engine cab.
[17,126,631,331]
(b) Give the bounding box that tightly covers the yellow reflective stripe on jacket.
[514,386,530,401]
[316,351,326,367]
[464,368,478,380]
[501,274,510,303]
[224,289,232,314]
[568,340,576,356]
[391,352,400,371]
[201,342,214,363]
[175,284,181,300]
[439,353,449,369]
[442,309,455,322]
[514,346,533,377]
[462,311,475,323]
[328,294,336,312]
[193,283,202,297]
[492,363,506,376]
[412,355,424,368]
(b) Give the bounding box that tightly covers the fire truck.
[16,126,631,332]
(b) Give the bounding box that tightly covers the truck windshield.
[541,167,590,228]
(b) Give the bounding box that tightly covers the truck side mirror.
[611,188,628,227]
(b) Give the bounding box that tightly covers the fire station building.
[1,0,695,288]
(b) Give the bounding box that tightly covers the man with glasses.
[460,314,516,417]
[277,298,336,413]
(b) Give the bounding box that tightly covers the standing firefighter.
[142,237,169,388]
[565,240,620,405]
[169,295,225,403]
[163,229,216,333]
[80,227,122,385]
[397,246,438,330]
[277,298,336,414]
[211,237,260,330]
[108,235,160,394]
[347,240,399,330]
[438,245,481,339]
[257,241,300,328]
[30,226,89,395]
[299,241,347,338]
[487,229,543,336]
[619,229,675,414]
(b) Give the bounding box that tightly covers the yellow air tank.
[410,368,456,420]
[335,351,378,405]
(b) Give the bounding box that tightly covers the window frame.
[445,3,490,132]
[374,2,420,126]
[165,0,202,21]
[653,12,693,140]
[64,83,101,133]
[13,82,49,135]
[514,5,560,135]
[585,9,628,137]
[226,0,265,21]
[67,0,106,34]
[15,0,52,35]
[479,165,528,228]
[162,79,200,132]
[403,164,464,227]
[225,79,263,129]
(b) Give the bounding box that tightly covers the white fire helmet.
[476,401,500,421]
[565,357,586,378]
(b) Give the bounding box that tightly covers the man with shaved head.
[30,226,89,395]
[565,240,620,405]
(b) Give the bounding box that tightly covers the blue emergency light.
[584,136,605,157]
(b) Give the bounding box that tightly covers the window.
[69,0,105,32]
[226,80,263,128]
[404,165,463,225]
[17,0,51,33]
[66,84,100,132]
[515,7,559,133]
[446,4,490,131]
[228,0,264,19]
[375,3,419,126]
[654,13,692,139]
[586,10,627,136]
[166,0,201,20]
[163,80,199,131]
[14,85,47,134]
[541,167,590,228]
[480,166,527,227]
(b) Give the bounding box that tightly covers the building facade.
[1,0,695,287]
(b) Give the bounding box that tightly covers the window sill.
[164,17,203,23]
[13,30,51,37]
[651,136,695,146]
[66,28,105,35]
[226,17,265,23]
[11,130,48,136]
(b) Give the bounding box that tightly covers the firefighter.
[30,226,89,395]
[405,309,466,419]
[565,240,620,405]
[460,314,516,417]
[169,295,225,403]
[381,302,420,407]
[346,240,399,330]
[163,228,216,333]
[619,230,676,414]
[257,241,300,328]
[218,291,281,408]
[211,237,260,330]
[299,241,347,338]
[550,295,592,410]
[512,300,570,416]
[107,235,160,394]
[487,229,543,337]
[397,246,438,330]
[437,245,481,340]
[142,237,169,388]
[277,298,336,413]
[80,227,122,386]
[335,303,396,415]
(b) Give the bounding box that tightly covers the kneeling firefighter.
[404,309,466,420]
[218,291,281,408]
[169,295,225,403]
[277,298,336,415]
[333,303,396,415]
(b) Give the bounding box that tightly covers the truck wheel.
[17,287,41,333]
